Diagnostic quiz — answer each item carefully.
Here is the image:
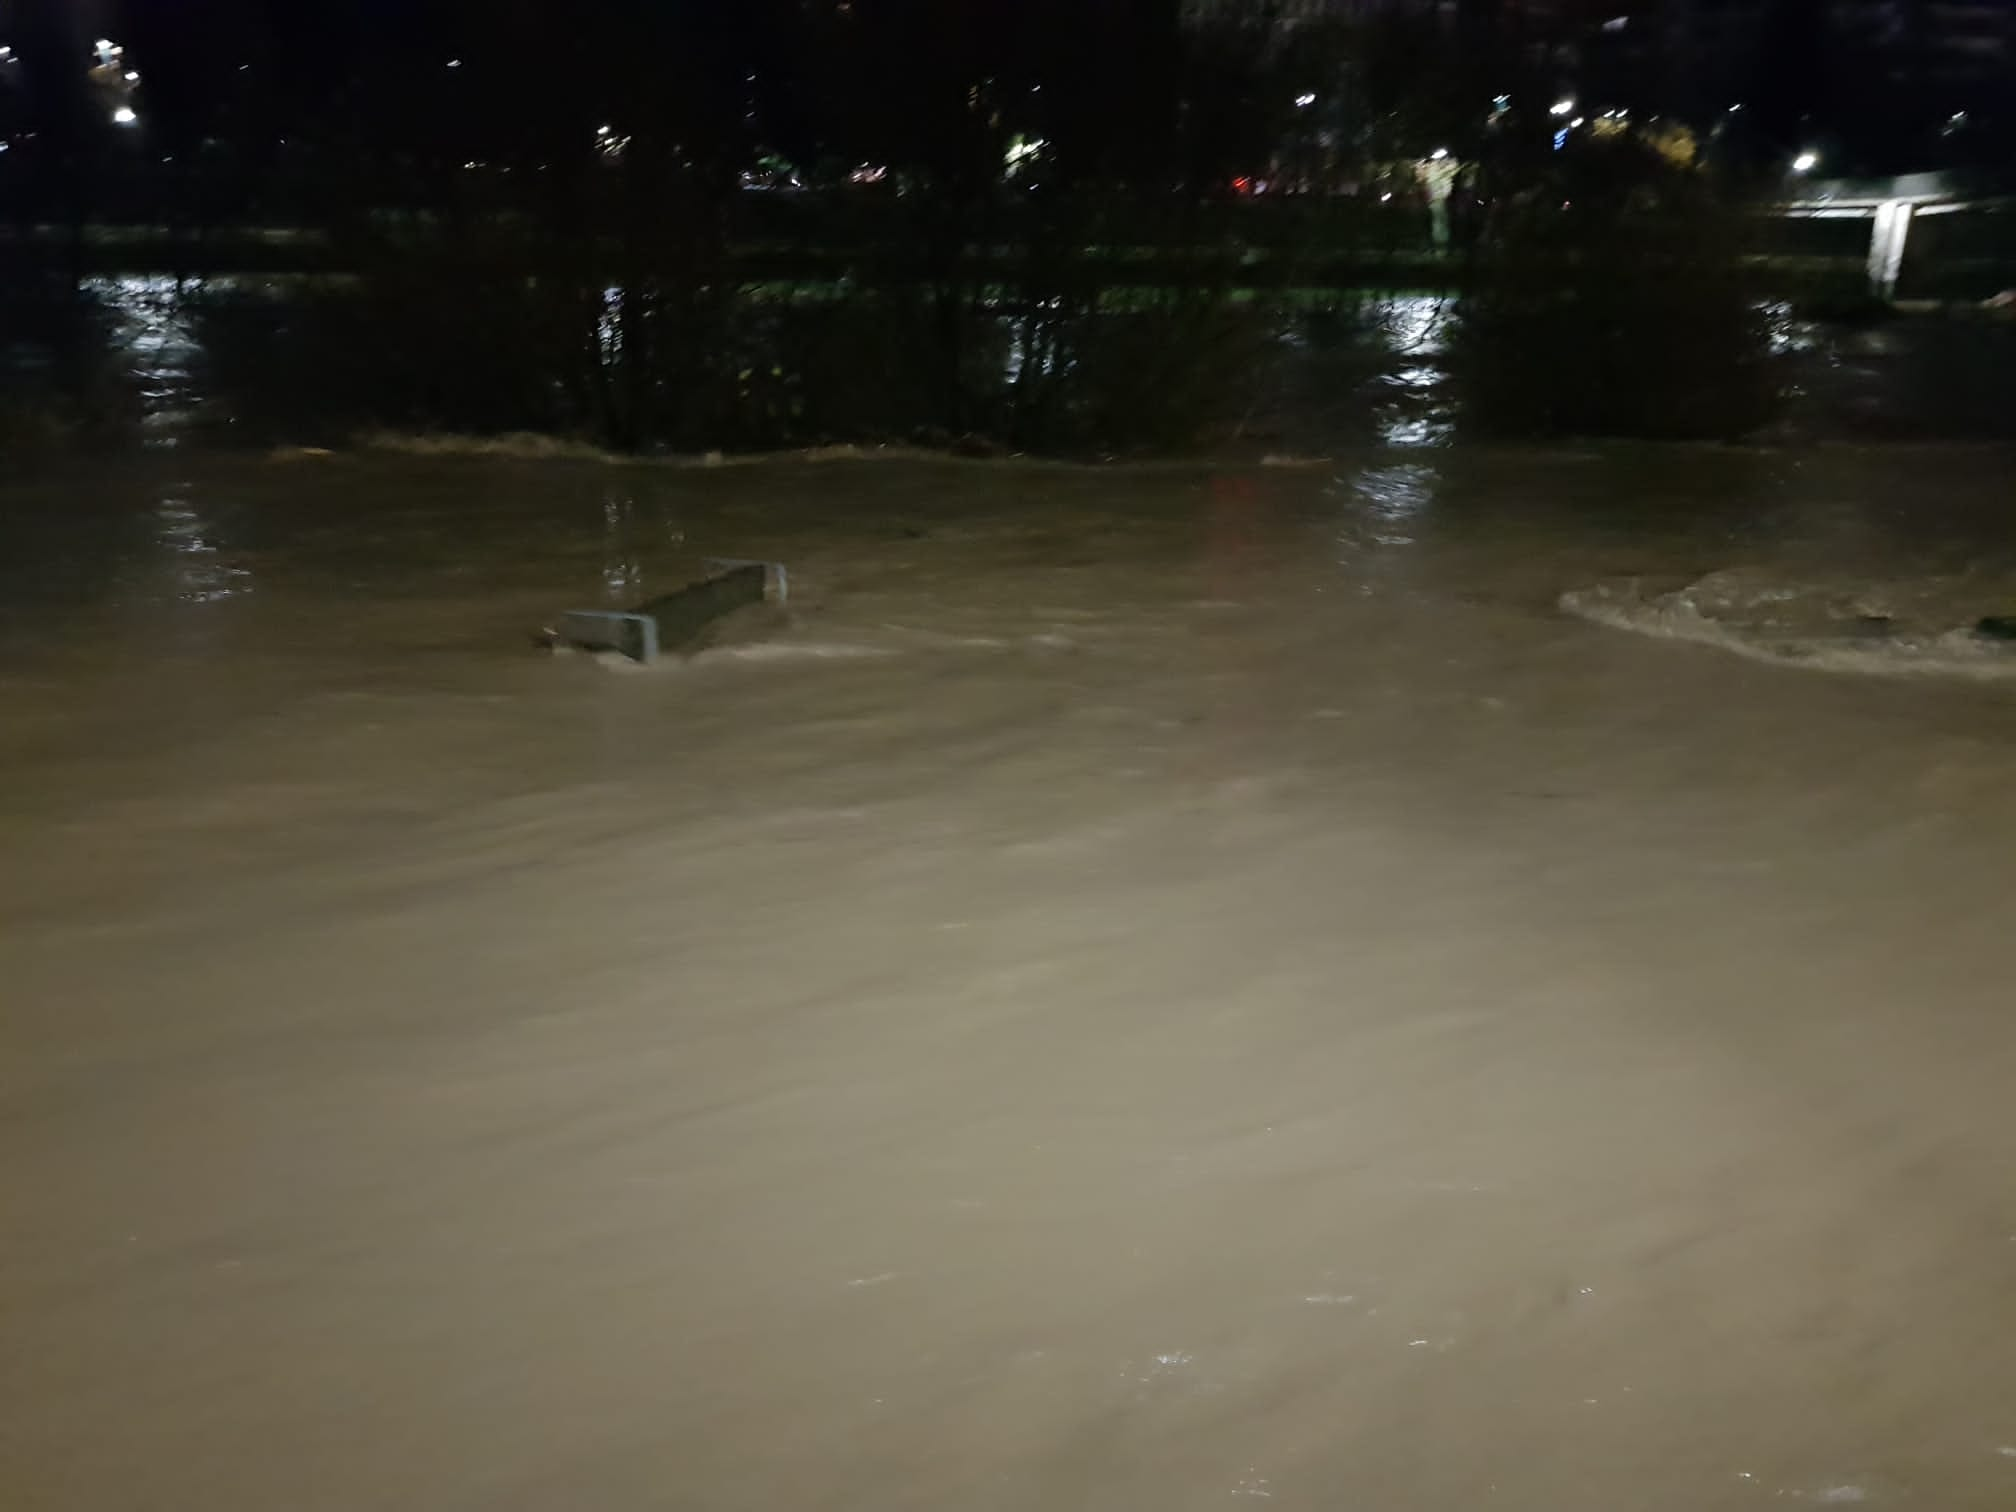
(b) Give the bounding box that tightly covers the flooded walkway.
[4,450,2016,1510]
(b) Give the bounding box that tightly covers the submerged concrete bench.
[555,558,788,663]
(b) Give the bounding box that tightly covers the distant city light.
[1570,116,1585,128]
[1552,128,1569,151]
[124,70,140,82]
[1294,92,1317,108]
[597,124,613,136]
[1728,103,1743,113]
[1791,150,1819,174]
[112,106,138,126]
[1549,98,1575,117]
[1428,147,1449,161]
[447,59,462,69]
[1379,191,1393,202]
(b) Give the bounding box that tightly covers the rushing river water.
[4,448,2016,1511]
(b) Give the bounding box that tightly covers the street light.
[1791,149,1819,174]
[112,106,138,126]
[1549,98,1575,117]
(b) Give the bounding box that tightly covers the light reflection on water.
[598,287,622,362]
[1378,410,1453,447]
[1004,320,1030,386]
[1370,295,1454,447]
[1378,294,1451,357]
[154,493,251,603]
[83,275,201,447]
[1339,461,1437,557]
[1353,462,1437,521]
[1762,300,1812,356]
[601,489,646,597]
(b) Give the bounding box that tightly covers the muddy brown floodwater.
[4,447,2016,1511]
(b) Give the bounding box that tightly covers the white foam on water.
[699,640,900,663]
[1563,569,2016,683]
